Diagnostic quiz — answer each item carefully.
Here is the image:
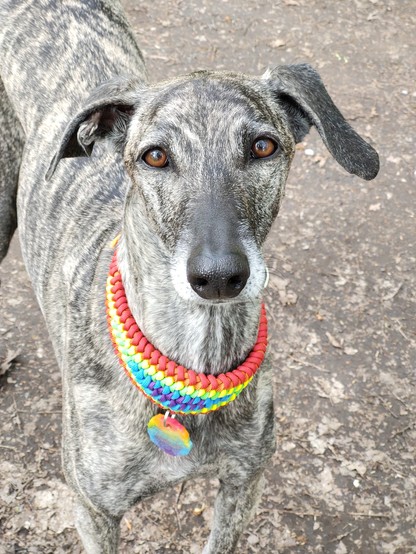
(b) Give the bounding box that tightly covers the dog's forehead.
[140,74,275,131]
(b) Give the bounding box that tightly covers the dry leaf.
[367,10,380,21]
[270,38,286,49]
[342,460,367,476]
[295,534,308,545]
[247,534,260,545]
[336,542,348,554]
[308,433,328,455]
[270,276,298,306]
[312,154,328,167]
[344,346,358,356]
[326,332,343,349]
[0,348,21,377]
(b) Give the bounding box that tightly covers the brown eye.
[142,148,169,168]
[251,137,278,159]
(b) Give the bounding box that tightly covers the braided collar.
[106,249,268,416]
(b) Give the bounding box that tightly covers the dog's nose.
[187,252,250,300]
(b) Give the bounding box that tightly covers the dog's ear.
[46,77,143,180]
[263,64,379,180]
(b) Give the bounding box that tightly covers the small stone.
[305,148,315,156]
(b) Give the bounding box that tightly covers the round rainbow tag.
[147,413,193,456]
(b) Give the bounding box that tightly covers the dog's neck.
[116,222,262,375]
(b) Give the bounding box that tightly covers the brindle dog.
[0,1,379,552]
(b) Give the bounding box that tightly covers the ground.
[0,0,415,552]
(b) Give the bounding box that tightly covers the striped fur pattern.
[0,1,379,552]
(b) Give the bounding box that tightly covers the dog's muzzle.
[187,250,250,300]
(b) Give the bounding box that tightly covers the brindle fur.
[0,1,379,552]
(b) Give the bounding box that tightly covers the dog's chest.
[77,423,235,514]
[73,387,268,514]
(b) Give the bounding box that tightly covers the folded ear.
[46,77,143,180]
[263,64,379,180]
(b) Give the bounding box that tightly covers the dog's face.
[122,74,294,304]
[47,65,379,305]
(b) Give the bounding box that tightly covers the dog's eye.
[142,148,169,168]
[251,137,278,159]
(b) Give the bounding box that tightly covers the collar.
[106,248,268,416]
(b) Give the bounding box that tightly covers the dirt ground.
[1,0,415,552]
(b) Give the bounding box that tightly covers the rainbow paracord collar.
[106,249,268,414]
[106,246,268,454]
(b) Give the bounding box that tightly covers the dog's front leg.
[74,498,121,554]
[203,471,265,554]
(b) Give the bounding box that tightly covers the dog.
[0,1,379,552]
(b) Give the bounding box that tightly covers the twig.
[377,395,399,419]
[390,318,412,342]
[288,355,330,373]
[281,508,321,518]
[394,92,416,116]
[176,481,185,504]
[174,506,182,533]
[390,423,414,440]
[17,410,61,414]
[347,511,389,519]
[12,394,23,431]
[282,509,389,520]
[391,391,410,409]
[383,282,403,301]
[330,526,358,543]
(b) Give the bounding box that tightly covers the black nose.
[187,252,250,300]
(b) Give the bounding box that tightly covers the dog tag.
[147,413,193,456]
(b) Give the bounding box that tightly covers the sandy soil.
[1,0,415,552]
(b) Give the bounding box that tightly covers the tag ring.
[163,410,176,426]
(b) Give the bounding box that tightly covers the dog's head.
[47,65,379,305]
